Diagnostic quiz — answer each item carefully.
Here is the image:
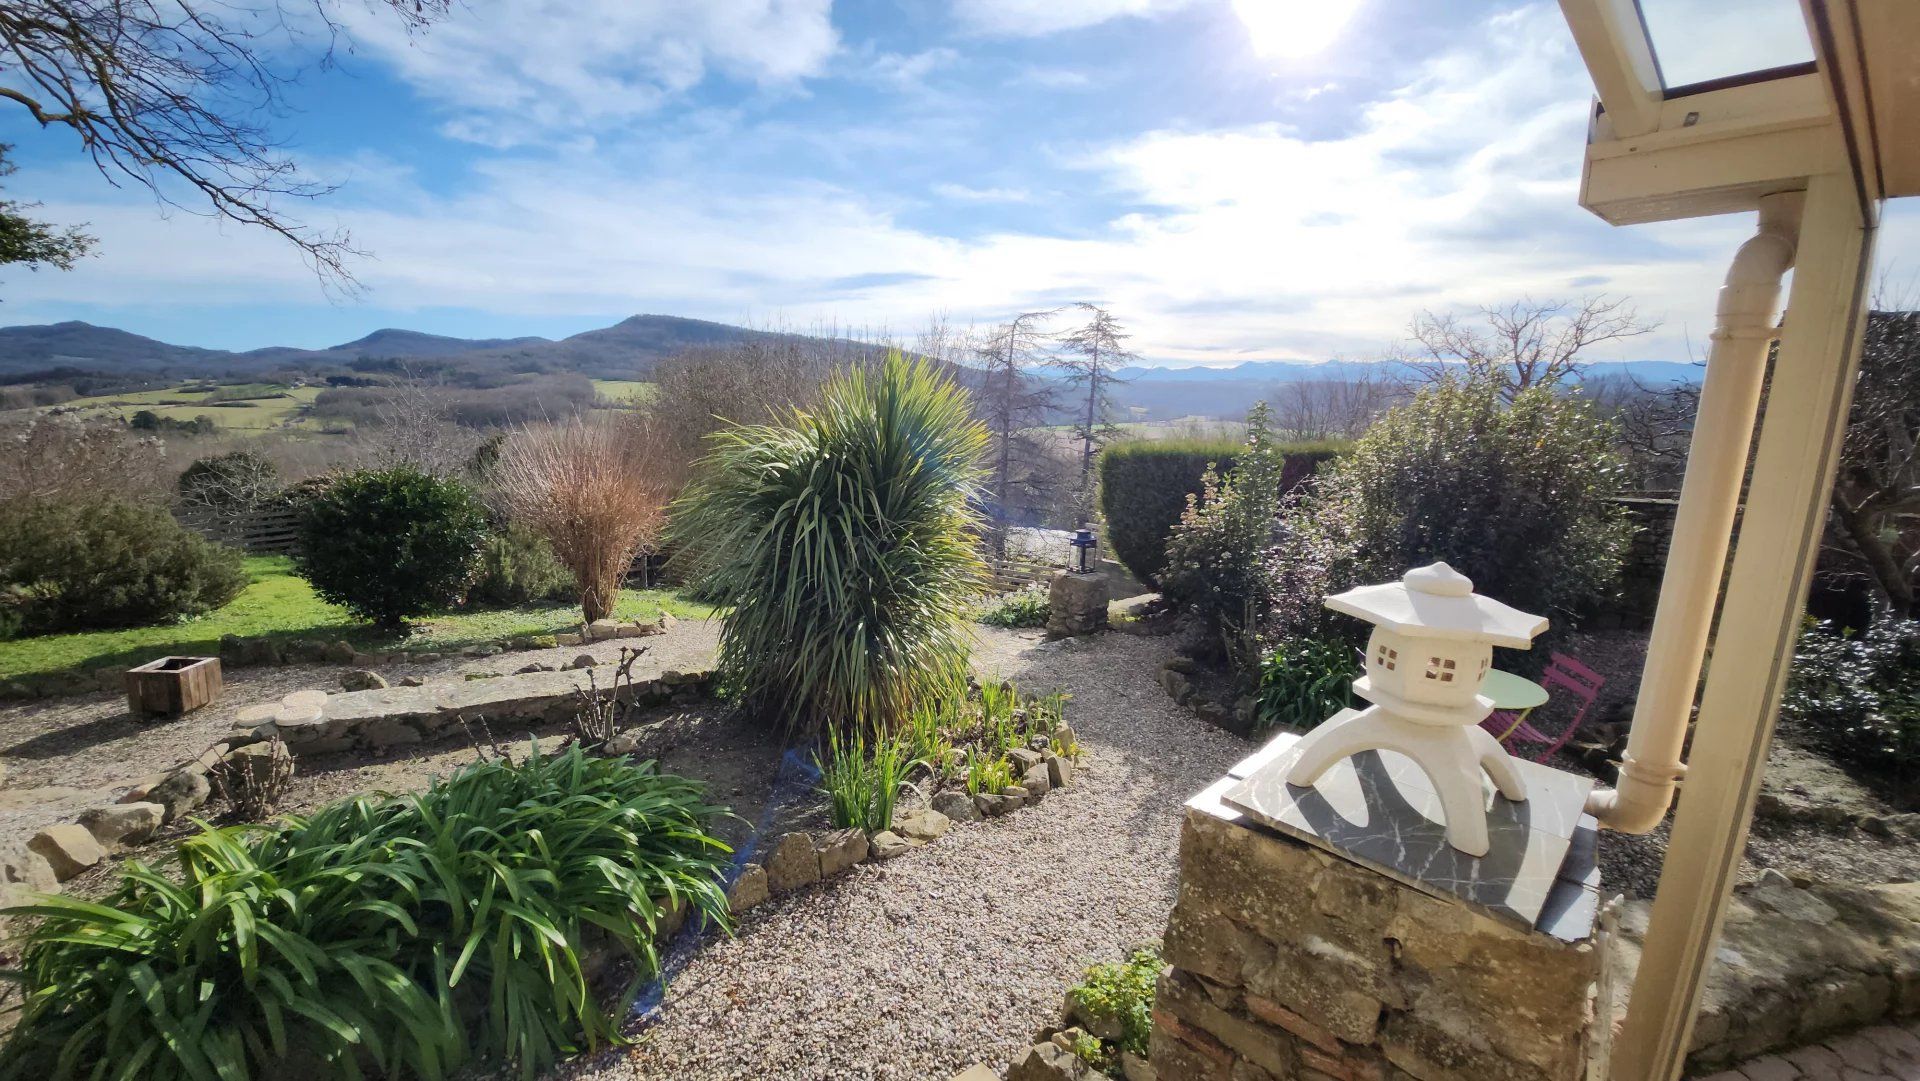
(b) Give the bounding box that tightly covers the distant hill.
[1110,358,1704,385]
[0,315,823,380]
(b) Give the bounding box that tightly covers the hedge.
[1098,438,1347,586]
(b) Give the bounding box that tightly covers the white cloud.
[932,182,1033,203]
[952,0,1195,37]
[339,0,839,145]
[866,47,962,88]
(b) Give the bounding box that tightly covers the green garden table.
[1483,669,1550,743]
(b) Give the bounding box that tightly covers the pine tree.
[973,309,1058,560]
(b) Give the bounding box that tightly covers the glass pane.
[1637,0,1814,89]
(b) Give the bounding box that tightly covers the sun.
[1232,0,1362,59]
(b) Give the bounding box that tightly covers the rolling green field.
[0,556,714,681]
[15,382,334,433]
[591,379,656,405]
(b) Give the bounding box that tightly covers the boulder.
[815,828,869,877]
[322,641,356,664]
[528,635,559,649]
[764,831,822,895]
[1009,1041,1092,1081]
[975,792,1012,817]
[869,831,911,860]
[1009,747,1044,772]
[0,842,56,895]
[932,789,983,823]
[1022,762,1052,801]
[339,669,387,692]
[894,809,951,844]
[569,654,599,670]
[555,633,585,647]
[148,769,212,822]
[1000,785,1030,810]
[658,611,678,631]
[28,824,106,881]
[78,802,164,851]
[726,863,769,914]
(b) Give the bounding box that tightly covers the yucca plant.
[671,351,988,735]
[0,743,732,1081]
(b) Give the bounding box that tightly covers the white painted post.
[1611,171,1876,1081]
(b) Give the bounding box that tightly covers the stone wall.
[1151,786,1601,1081]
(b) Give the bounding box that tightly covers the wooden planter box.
[125,656,222,719]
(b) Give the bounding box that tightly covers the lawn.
[0,556,715,680]
[5,382,332,433]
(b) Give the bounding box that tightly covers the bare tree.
[1057,302,1133,515]
[493,415,678,624]
[1400,295,1657,399]
[1829,311,1920,620]
[354,365,480,478]
[1266,376,1394,441]
[0,0,448,283]
[1582,371,1700,491]
[646,329,873,469]
[973,309,1058,559]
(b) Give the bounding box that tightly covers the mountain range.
[0,317,1702,421]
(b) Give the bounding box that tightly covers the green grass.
[5,382,331,433]
[591,379,656,406]
[0,555,714,680]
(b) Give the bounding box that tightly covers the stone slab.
[1212,732,1599,939]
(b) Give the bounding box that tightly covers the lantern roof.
[1323,562,1547,648]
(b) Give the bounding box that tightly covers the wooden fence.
[175,504,304,555]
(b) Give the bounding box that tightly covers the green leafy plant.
[1784,617,1920,784]
[0,497,246,634]
[817,726,917,833]
[975,585,1050,628]
[295,466,490,632]
[466,521,575,607]
[1255,635,1362,732]
[0,742,731,1080]
[1068,947,1162,1068]
[671,351,988,734]
[965,752,1016,797]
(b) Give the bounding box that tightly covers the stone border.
[0,613,681,702]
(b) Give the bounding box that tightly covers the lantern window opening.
[1631,0,1815,94]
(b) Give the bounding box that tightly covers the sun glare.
[1233,0,1362,59]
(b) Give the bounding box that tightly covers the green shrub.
[817,727,916,832]
[1255,635,1361,731]
[1067,946,1161,1070]
[671,352,987,734]
[178,450,280,510]
[1098,438,1240,587]
[1292,376,1631,627]
[1784,618,1920,784]
[467,522,574,606]
[295,466,490,631]
[975,584,1050,628]
[0,498,246,634]
[965,752,1015,797]
[1099,437,1343,587]
[0,742,731,1080]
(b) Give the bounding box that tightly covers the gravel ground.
[0,620,721,850]
[552,627,1247,1081]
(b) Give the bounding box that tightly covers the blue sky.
[0,0,1912,365]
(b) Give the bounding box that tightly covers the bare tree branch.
[1397,295,1659,400]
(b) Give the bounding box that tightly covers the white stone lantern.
[1285,561,1547,857]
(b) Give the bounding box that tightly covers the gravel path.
[553,628,1247,1081]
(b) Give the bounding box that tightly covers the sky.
[0,0,1913,367]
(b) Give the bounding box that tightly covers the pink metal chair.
[1485,652,1604,764]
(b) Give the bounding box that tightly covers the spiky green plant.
[672,351,988,734]
[816,726,917,832]
[0,743,731,1081]
[966,752,1016,797]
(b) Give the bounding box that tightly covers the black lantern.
[1069,526,1097,574]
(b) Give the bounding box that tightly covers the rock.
[1159,667,1193,703]
[1027,733,1052,752]
[1053,724,1075,748]
[726,863,769,914]
[569,654,599,670]
[221,741,293,788]
[399,675,427,687]
[932,789,983,822]
[1009,1041,1092,1081]
[661,669,704,686]
[1047,570,1110,639]
[322,641,356,664]
[631,620,665,637]
[339,669,387,691]
[415,652,442,663]
[1120,1051,1156,1081]
[765,831,822,895]
[1048,753,1075,789]
[587,619,622,640]
[869,831,911,860]
[894,809,951,844]
[528,635,558,649]
[815,828,869,876]
[1000,785,1030,811]
[28,824,106,881]
[555,633,585,647]
[515,662,556,674]
[1022,762,1052,801]
[148,769,212,822]
[1009,747,1044,772]
[658,611,678,630]
[605,731,643,756]
[0,842,56,897]
[78,802,164,851]
[975,792,1011,817]
[1755,867,1794,889]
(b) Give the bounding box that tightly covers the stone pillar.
[1048,570,1109,638]
[1151,780,1601,1081]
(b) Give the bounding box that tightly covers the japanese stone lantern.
[1285,561,1547,857]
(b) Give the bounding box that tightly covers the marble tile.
[1222,740,1597,936]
